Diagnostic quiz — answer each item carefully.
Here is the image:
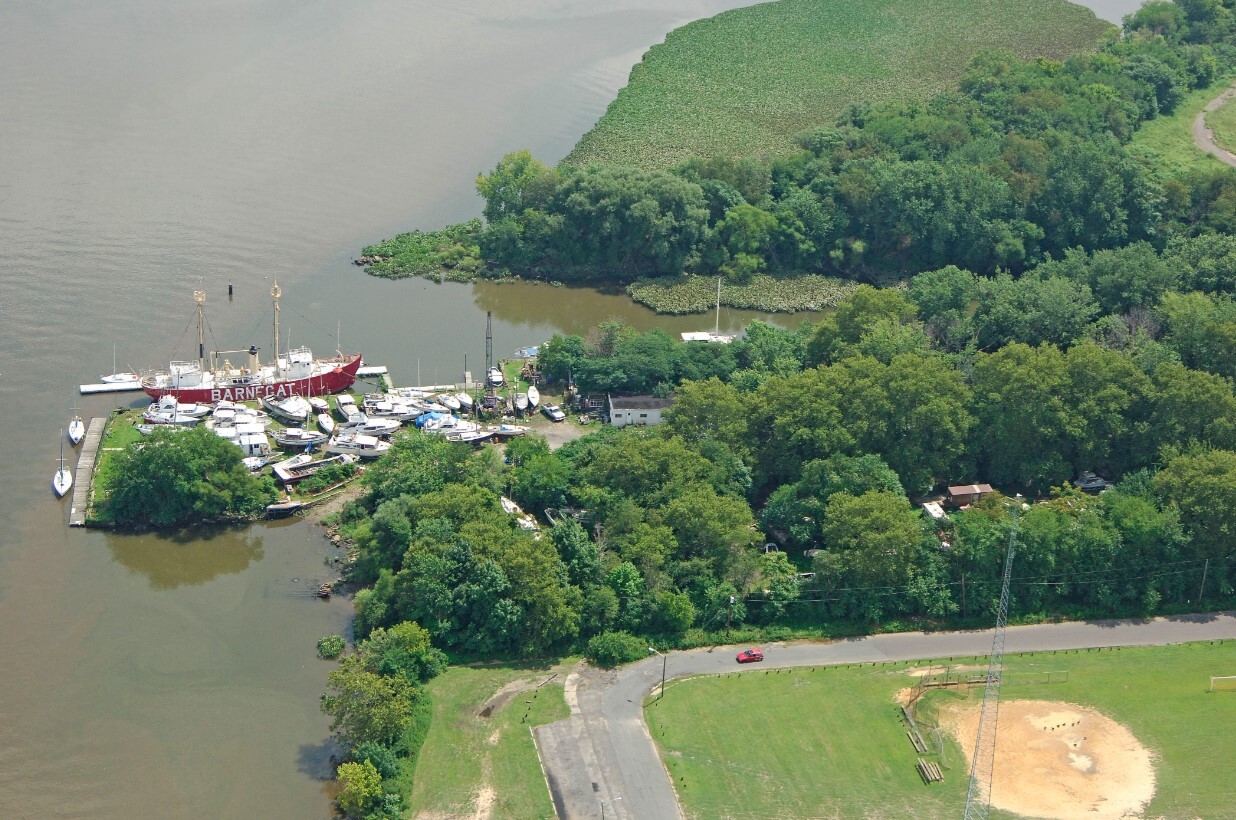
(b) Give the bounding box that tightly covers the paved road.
[1192,83,1236,167]
[535,611,1236,819]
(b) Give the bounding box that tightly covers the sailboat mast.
[485,311,493,374]
[271,280,282,374]
[195,289,207,372]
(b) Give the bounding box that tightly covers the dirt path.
[1192,83,1236,167]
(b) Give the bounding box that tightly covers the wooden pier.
[68,417,105,527]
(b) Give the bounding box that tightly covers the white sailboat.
[680,277,736,343]
[68,403,86,446]
[101,343,139,384]
[526,383,540,408]
[53,431,73,497]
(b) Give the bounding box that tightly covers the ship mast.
[195,289,207,372]
[271,279,282,375]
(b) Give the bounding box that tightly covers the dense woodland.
[329,4,1236,814]
[367,1,1236,288]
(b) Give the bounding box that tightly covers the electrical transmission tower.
[962,513,1018,820]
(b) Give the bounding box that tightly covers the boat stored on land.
[526,383,540,408]
[325,433,391,458]
[140,283,362,403]
[272,452,356,484]
[317,413,335,434]
[262,394,312,424]
[272,427,328,448]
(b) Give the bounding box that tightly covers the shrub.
[317,634,346,660]
[335,760,382,818]
[352,741,399,780]
[587,630,648,667]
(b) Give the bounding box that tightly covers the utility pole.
[962,573,967,619]
[648,647,667,700]
[1199,558,1210,602]
[725,595,735,638]
[963,510,1019,820]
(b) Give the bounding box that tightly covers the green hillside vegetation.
[563,0,1113,170]
[652,641,1236,818]
[1128,76,1236,178]
[1207,88,1236,151]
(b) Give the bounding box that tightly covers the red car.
[736,647,764,664]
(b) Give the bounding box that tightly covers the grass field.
[562,0,1112,170]
[650,641,1236,819]
[1127,76,1236,180]
[1205,88,1236,156]
[410,660,575,818]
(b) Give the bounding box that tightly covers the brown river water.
[0,1,1137,816]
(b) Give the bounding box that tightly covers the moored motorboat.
[139,283,362,403]
[526,383,540,408]
[325,433,391,458]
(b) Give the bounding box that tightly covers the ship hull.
[143,355,362,403]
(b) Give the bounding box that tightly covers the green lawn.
[411,660,575,818]
[1205,88,1236,156]
[650,641,1236,819]
[563,0,1111,170]
[1127,77,1236,180]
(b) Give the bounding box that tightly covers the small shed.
[608,394,674,428]
[946,483,994,507]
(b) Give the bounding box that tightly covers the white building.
[608,395,674,428]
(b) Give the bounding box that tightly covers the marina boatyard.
[70,353,587,528]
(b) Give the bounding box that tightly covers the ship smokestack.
[248,345,260,373]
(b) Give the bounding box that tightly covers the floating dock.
[68,417,105,527]
[79,380,143,395]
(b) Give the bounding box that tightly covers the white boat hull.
[53,468,73,497]
[68,418,86,445]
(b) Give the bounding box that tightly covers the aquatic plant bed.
[360,219,484,281]
[627,273,859,314]
[563,0,1111,170]
[650,641,1236,819]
